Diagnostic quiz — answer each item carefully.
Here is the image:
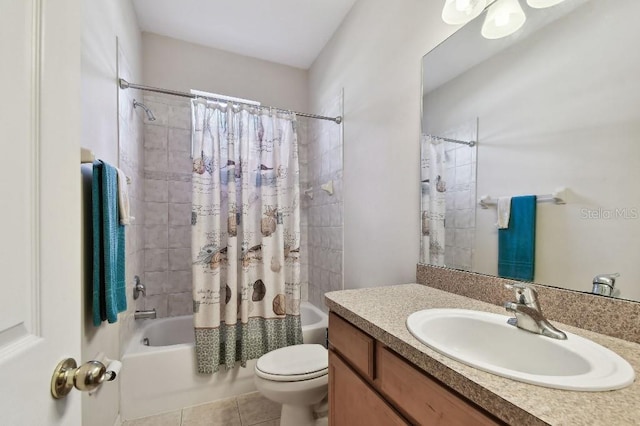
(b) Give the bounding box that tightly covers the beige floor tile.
[181,397,241,426]
[250,420,280,426]
[314,416,328,426]
[122,410,182,426]
[237,391,281,425]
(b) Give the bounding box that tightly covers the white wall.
[309,0,457,289]
[142,33,308,112]
[423,0,640,300]
[81,1,142,425]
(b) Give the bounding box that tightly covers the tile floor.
[122,392,281,426]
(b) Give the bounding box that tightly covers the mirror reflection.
[421,0,640,301]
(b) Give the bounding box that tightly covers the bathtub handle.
[133,275,146,300]
[50,357,120,399]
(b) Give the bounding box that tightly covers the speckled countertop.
[325,284,640,426]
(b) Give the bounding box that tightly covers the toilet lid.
[255,344,328,382]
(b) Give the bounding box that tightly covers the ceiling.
[132,0,357,69]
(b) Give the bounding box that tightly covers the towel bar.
[479,187,567,209]
[81,147,132,184]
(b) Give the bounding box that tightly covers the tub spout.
[134,309,156,320]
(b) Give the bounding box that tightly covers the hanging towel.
[496,196,512,229]
[92,160,127,326]
[498,195,536,281]
[116,167,132,225]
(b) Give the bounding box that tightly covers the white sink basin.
[406,309,635,391]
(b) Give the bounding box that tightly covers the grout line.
[234,396,245,426]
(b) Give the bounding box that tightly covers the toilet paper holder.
[50,354,122,399]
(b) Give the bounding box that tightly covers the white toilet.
[254,344,328,426]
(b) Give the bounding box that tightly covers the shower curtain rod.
[119,79,343,124]
[427,134,476,147]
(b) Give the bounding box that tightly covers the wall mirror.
[420,0,640,301]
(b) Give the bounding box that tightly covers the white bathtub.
[120,302,328,421]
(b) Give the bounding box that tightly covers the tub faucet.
[134,309,156,320]
[133,275,146,300]
[504,283,567,340]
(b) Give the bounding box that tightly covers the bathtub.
[120,301,328,421]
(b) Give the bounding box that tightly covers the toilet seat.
[255,344,328,382]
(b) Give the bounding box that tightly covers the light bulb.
[442,0,487,25]
[455,0,471,12]
[481,0,527,39]
[494,10,510,26]
[526,0,565,8]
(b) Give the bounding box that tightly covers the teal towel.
[498,195,536,281]
[92,161,127,325]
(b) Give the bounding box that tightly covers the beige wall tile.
[145,179,169,202]
[144,249,168,272]
[168,292,193,317]
[168,128,192,153]
[169,203,192,226]
[144,124,168,151]
[145,202,168,224]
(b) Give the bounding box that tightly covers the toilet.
[254,344,328,426]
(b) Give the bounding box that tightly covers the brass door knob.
[51,358,107,399]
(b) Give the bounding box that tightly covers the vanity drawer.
[376,345,503,426]
[328,312,375,380]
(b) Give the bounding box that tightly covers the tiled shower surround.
[421,120,477,272]
[139,92,344,317]
[117,48,146,346]
[443,141,477,271]
[304,92,344,311]
[142,93,194,317]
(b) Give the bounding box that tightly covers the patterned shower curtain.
[191,99,302,374]
[420,134,447,266]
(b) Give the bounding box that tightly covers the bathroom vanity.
[326,284,640,425]
[328,311,501,425]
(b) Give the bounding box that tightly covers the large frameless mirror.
[420,0,640,301]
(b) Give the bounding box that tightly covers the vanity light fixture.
[481,0,527,39]
[526,0,565,8]
[441,0,487,25]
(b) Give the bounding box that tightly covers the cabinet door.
[329,350,409,426]
[329,312,375,380]
[376,346,502,426]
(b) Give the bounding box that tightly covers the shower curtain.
[420,134,446,266]
[191,99,302,374]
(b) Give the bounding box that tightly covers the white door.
[0,0,82,425]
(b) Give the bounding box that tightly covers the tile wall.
[443,140,477,271]
[297,119,310,302]
[117,48,146,347]
[304,92,344,311]
[141,93,193,318]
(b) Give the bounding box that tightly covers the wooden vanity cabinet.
[328,312,504,426]
[329,350,409,426]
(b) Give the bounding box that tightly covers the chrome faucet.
[504,283,567,340]
[592,273,619,297]
[134,309,156,320]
